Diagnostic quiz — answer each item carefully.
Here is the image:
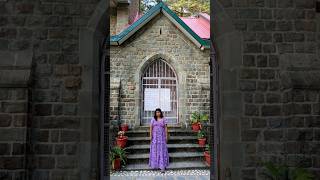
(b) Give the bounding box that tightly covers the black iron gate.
[210,43,219,180]
[100,47,110,180]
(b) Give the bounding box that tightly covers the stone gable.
[110,13,210,127]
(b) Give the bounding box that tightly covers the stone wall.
[0,88,29,179]
[110,9,117,35]
[214,0,320,179]
[0,37,33,179]
[115,6,129,34]
[110,13,210,128]
[0,0,104,179]
[111,0,140,35]
[128,0,140,24]
[110,78,120,125]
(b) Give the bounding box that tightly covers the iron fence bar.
[210,41,220,180]
[105,55,110,179]
[143,77,177,80]
[143,84,177,86]
[100,49,106,180]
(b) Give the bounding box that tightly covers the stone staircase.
[123,126,209,170]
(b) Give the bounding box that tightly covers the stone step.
[127,136,199,145]
[132,125,183,130]
[125,129,197,137]
[122,126,207,170]
[126,152,205,164]
[126,143,204,153]
[126,143,202,150]
[126,128,194,133]
[127,157,205,164]
[128,152,204,159]
[122,161,208,170]
[128,136,198,141]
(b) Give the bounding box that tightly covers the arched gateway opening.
[109,1,212,175]
[79,0,243,179]
[141,58,178,125]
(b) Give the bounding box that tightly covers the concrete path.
[110,169,211,180]
[110,175,210,180]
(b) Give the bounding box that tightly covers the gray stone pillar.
[0,49,33,179]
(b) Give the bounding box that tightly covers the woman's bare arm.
[165,125,168,143]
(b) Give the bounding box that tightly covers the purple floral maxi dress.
[149,117,169,170]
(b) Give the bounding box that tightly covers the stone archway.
[78,0,108,179]
[211,0,244,179]
[140,58,178,125]
[77,0,244,179]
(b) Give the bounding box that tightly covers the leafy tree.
[140,0,162,13]
[165,0,209,16]
[140,0,210,16]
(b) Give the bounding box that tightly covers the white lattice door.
[141,58,178,125]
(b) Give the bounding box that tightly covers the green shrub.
[264,162,314,180]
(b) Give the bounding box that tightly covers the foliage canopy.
[140,0,210,16]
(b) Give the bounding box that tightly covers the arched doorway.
[140,58,178,125]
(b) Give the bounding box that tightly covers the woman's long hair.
[154,108,164,120]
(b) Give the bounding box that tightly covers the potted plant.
[110,146,127,170]
[197,130,206,147]
[199,113,209,129]
[190,112,208,132]
[204,144,211,166]
[116,131,128,148]
[120,123,129,131]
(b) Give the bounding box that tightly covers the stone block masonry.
[0,0,103,179]
[215,0,320,179]
[110,78,121,126]
[0,28,33,179]
[0,88,28,179]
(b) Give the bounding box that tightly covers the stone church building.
[0,0,320,179]
[109,1,210,128]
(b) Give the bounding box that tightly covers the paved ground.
[110,170,211,180]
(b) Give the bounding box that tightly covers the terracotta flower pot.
[204,151,211,166]
[120,124,129,131]
[191,123,201,132]
[113,158,121,170]
[198,138,206,147]
[116,136,128,148]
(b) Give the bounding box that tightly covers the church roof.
[180,13,210,39]
[110,2,210,50]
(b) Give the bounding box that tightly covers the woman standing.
[149,108,169,173]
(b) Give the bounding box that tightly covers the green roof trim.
[110,2,210,49]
